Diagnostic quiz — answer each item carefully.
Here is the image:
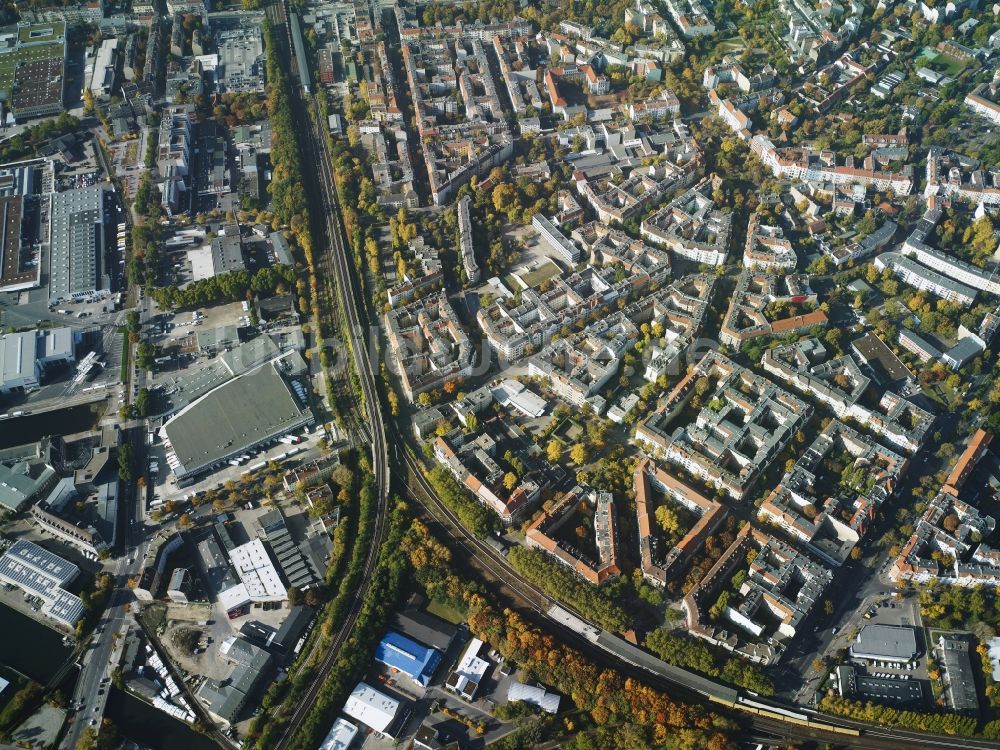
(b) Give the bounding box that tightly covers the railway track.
[401,442,552,610]
[261,1,390,747]
[401,441,1000,750]
[254,7,1000,750]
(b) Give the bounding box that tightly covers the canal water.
[105,688,220,750]
[0,403,104,450]
[0,604,70,682]
[0,604,217,749]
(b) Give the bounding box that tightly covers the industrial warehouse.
[0,326,76,393]
[48,184,111,303]
[0,539,84,628]
[160,357,314,484]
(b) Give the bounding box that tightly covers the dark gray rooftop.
[163,361,312,479]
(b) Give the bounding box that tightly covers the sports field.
[915,46,968,77]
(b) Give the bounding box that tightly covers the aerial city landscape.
[1,0,1000,748]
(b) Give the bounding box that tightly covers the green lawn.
[0,41,64,94]
[17,21,65,45]
[520,261,560,288]
[715,37,745,54]
[426,599,464,625]
[916,47,967,77]
[502,273,522,292]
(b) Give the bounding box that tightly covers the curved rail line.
[263,1,390,747]
[257,6,1000,749]
[401,442,1000,749]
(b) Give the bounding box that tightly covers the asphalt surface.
[62,459,149,750]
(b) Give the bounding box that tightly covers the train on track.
[546,605,862,739]
[712,696,861,737]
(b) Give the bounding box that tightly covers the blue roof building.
[375,631,442,686]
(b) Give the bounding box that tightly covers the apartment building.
[924,147,1000,206]
[751,135,913,194]
[683,525,833,665]
[759,420,907,566]
[641,179,733,266]
[897,207,1000,296]
[719,270,826,348]
[634,459,728,587]
[636,351,812,501]
[526,486,622,585]
[385,292,474,401]
[743,213,797,271]
[761,337,934,454]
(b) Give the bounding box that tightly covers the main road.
[61,428,150,750]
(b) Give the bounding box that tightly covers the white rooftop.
[217,582,251,612]
[492,379,547,418]
[454,637,489,682]
[319,718,358,750]
[507,681,560,714]
[343,682,399,735]
[187,246,215,281]
[229,539,286,602]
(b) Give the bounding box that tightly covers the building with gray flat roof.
[836,665,923,707]
[48,185,107,301]
[160,360,313,483]
[849,624,918,663]
[211,229,247,275]
[272,604,313,653]
[196,636,272,727]
[0,330,37,392]
[196,325,240,355]
[217,27,265,93]
[938,635,979,714]
[942,336,985,371]
[155,336,281,417]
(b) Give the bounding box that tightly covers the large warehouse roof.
[162,361,312,480]
[0,540,84,627]
[0,330,36,389]
[850,624,918,662]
